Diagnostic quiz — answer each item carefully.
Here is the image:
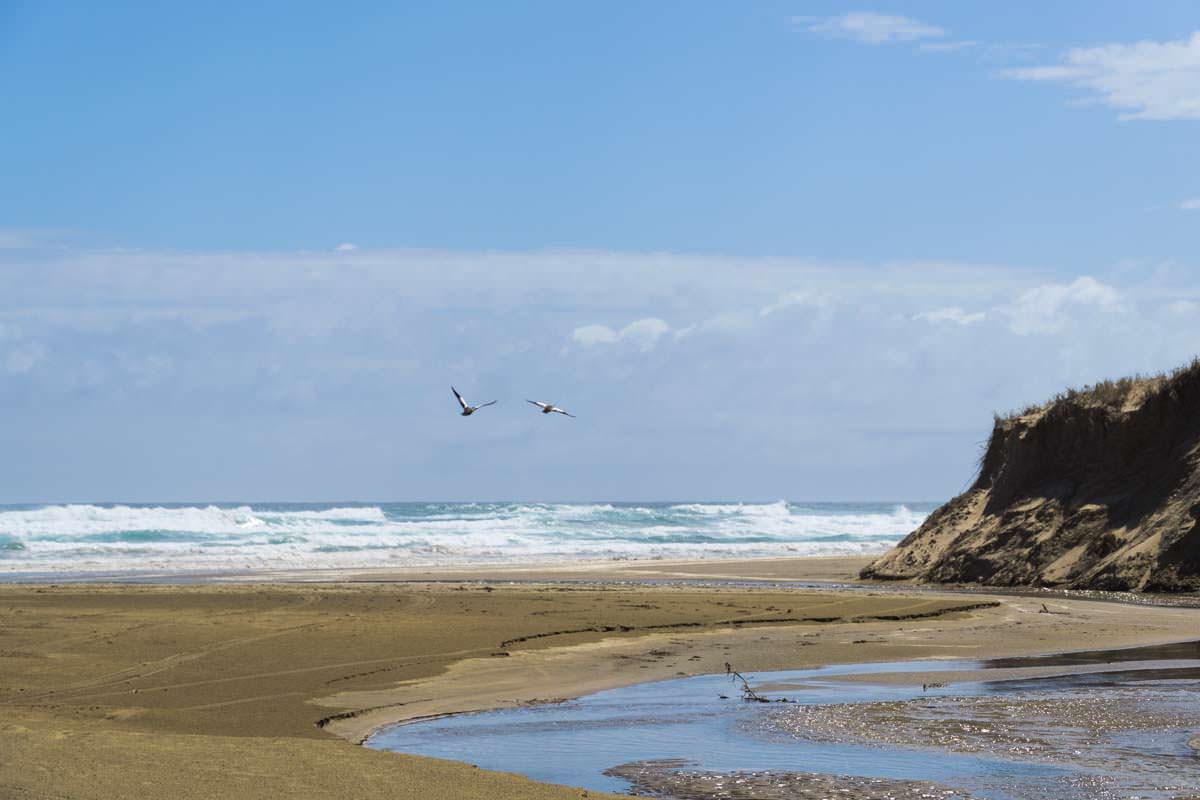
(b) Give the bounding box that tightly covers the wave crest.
[0,501,931,575]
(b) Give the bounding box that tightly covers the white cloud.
[759,291,829,317]
[335,242,358,251]
[1003,276,1122,335]
[913,307,986,325]
[4,345,43,374]
[1165,299,1199,315]
[1180,198,1200,211]
[918,40,977,54]
[1002,31,1200,121]
[675,310,758,340]
[9,239,1200,503]
[571,324,619,347]
[0,323,45,374]
[572,317,671,351]
[797,12,944,45]
[0,232,32,249]
[621,317,671,350]
[332,357,420,372]
[1,325,44,374]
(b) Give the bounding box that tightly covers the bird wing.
[552,408,575,417]
[477,400,497,409]
[527,400,548,409]
[451,386,468,410]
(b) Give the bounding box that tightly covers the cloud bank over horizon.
[2,241,1198,503]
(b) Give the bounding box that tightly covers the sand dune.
[865,361,1200,592]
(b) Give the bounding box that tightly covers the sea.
[0,501,934,578]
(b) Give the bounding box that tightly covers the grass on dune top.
[998,357,1200,422]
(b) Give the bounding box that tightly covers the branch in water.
[725,662,771,703]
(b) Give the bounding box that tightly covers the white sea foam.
[0,501,931,575]
[668,500,791,515]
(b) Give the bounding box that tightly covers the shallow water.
[368,646,1200,799]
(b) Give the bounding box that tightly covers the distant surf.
[0,501,933,577]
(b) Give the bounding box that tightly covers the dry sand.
[2,558,1198,799]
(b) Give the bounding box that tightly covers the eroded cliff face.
[862,366,1200,592]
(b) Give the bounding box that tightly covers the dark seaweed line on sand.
[315,697,433,731]
[496,602,1000,649]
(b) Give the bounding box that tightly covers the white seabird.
[452,386,497,416]
[526,400,575,418]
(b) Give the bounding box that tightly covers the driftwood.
[724,662,784,703]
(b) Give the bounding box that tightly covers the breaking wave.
[0,501,933,576]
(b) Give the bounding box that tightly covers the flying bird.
[451,386,497,416]
[527,400,575,418]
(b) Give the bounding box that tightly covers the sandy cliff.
[863,361,1200,592]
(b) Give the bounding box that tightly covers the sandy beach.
[3,558,1199,799]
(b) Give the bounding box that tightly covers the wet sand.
[2,559,1198,799]
[607,760,975,800]
[65,554,877,586]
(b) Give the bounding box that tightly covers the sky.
[1,2,1198,502]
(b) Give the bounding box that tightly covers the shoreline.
[0,553,881,585]
[3,557,1198,800]
[7,553,1199,622]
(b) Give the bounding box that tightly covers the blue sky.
[1,3,1198,501]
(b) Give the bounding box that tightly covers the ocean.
[0,501,934,577]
